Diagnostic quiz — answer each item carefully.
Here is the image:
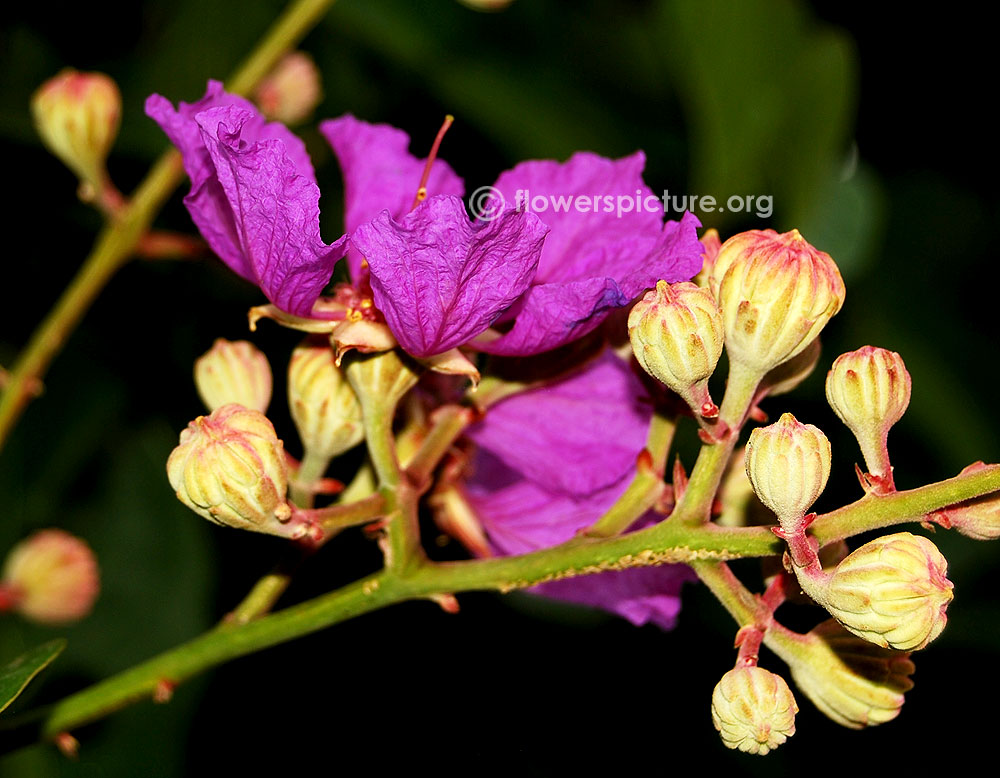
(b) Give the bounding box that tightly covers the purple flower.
[322,115,548,359]
[146,81,346,316]
[464,352,693,629]
[477,152,704,355]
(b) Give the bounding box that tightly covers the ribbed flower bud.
[31,68,121,199]
[825,346,911,489]
[628,281,724,418]
[787,619,914,729]
[824,532,953,651]
[194,339,272,413]
[936,462,1000,540]
[711,666,798,755]
[0,529,99,624]
[288,343,364,460]
[711,229,845,376]
[253,52,322,125]
[167,404,300,538]
[745,413,831,529]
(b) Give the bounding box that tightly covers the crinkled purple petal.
[350,195,545,358]
[465,450,693,630]
[194,105,346,316]
[321,114,464,280]
[466,351,651,495]
[479,211,704,355]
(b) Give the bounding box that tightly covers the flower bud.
[711,666,797,755]
[288,342,364,460]
[788,619,914,729]
[628,281,724,417]
[694,228,722,288]
[194,339,272,413]
[825,346,911,488]
[31,68,121,198]
[745,412,831,528]
[711,229,845,376]
[935,462,1000,540]
[167,404,299,538]
[0,529,99,624]
[253,52,322,125]
[824,532,953,651]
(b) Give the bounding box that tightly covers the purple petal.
[350,195,545,358]
[479,211,704,355]
[194,105,346,316]
[466,351,652,495]
[465,450,693,630]
[321,114,464,280]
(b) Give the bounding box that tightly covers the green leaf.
[0,640,66,715]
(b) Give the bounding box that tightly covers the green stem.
[290,449,331,508]
[690,560,758,627]
[673,360,761,524]
[0,0,339,453]
[404,405,473,491]
[12,461,1000,745]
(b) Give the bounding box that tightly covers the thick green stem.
[0,0,339,453]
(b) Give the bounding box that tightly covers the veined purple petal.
[474,152,703,356]
[195,105,346,316]
[465,450,693,630]
[466,351,651,495]
[321,114,464,280]
[350,195,545,358]
[479,211,704,355]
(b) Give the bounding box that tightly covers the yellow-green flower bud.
[254,52,322,125]
[824,532,953,651]
[31,68,121,199]
[711,229,845,377]
[167,404,297,538]
[745,412,831,529]
[711,666,797,755]
[825,346,911,490]
[787,619,914,729]
[0,529,100,625]
[288,343,365,460]
[194,339,272,413]
[628,280,724,417]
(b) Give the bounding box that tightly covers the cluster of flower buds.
[0,529,99,624]
[31,69,121,204]
[711,665,798,755]
[194,339,273,413]
[746,413,954,651]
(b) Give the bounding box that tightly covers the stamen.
[411,114,455,210]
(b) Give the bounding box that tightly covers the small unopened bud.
[788,619,914,729]
[826,346,911,491]
[194,339,272,413]
[288,342,364,460]
[711,666,797,755]
[745,413,831,529]
[712,229,845,377]
[935,462,1000,540]
[253,52,322,125]
[0,529,99,624]
[628,281,724,418]
[31,68,121,200]
[824,532,953,651]
[167,404,301,538]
